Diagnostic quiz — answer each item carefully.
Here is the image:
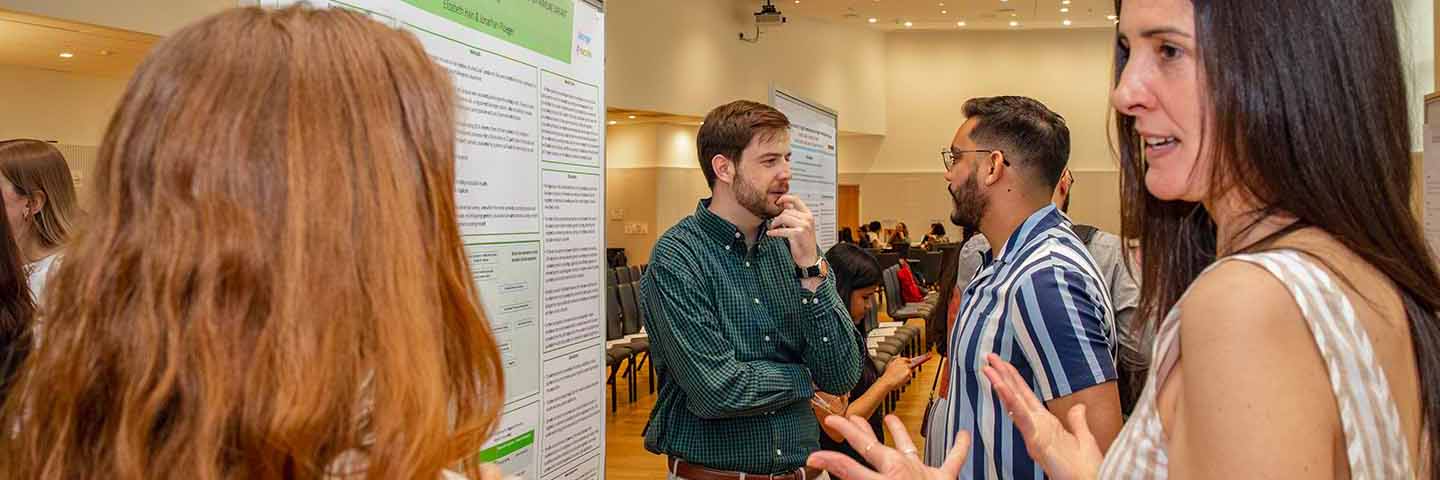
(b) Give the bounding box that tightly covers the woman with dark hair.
[839,227,856,244]
[812,243,915,465]
[810,0,1440,478]
[0,191,35,405]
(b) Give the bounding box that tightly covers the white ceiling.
[736,0,1117,31]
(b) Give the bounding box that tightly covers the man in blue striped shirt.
[939,96,1122,480]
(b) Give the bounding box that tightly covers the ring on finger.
[900,447,919,458]
[862,443,877,454]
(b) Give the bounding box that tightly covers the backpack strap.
[1072,224,1100,246]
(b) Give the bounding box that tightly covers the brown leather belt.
[667,457,824,480]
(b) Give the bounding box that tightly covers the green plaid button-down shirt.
[639,199,861,475]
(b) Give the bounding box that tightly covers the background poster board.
[770,88,840,253]
[265,0,607,478]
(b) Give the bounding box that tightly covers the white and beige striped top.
[1098,250,1414,479]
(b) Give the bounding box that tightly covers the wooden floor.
[603,318,937,479]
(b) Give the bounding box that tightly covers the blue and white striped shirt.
[943,205,1117,480]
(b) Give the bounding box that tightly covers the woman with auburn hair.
[0,139,80,302]
[0,6,504,479]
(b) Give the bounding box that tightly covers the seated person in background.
[812,244,916,466]
[0,7,505,478]
[857,225,873,248]
[640,100,859,480]
[919,223,948,250]
[839,227,856,244]
[866,220,885,249]
[887,222,910,248]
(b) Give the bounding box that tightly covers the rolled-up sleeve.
[1010,266,1117,401]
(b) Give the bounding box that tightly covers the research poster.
[265,0,607,478]
[771,88,839,253]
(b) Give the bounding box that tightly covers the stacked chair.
[604,263,654,410]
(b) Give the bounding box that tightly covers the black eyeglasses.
[941,148,1009,171]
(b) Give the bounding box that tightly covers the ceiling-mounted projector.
[755,0,786,25]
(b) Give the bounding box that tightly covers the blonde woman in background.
[0,6,505,479]
[0,140,79,302]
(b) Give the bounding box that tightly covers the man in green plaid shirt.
[639,100,861,480]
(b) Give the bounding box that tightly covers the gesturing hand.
[807,415,971,480]
[982,354,1103,480]
[766,194,818,268]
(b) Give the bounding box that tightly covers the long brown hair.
[0,6,503,479]
[1116,0,1440,470]
[0,139,80,251]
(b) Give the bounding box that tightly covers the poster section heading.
[406,0,575,63]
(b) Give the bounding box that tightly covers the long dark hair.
[1116,0,1440,470]
[827,243,883,318]
[0,186,33,403]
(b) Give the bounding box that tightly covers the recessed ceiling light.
[938,2,945,5]
[941,10,947,14]
[904,21,913,27]
[58,52,73,58]
[1062,0,1070,3]
[607,121,617,125]
[98,50,112,56]
[868,17,877,23]
[1106,14,1117,20]
[1060,7,1069,12]
[627,115,636,119]
[1063,19,1072,26]
[1009,20,1020,27]
[957,21,966,26]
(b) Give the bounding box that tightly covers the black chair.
[876,252,901,273]
[616,266,633,284]
[617,283,654,395]
[920,252,943,288]
[605,286,635,410]
[607,268,620,288]
[629,265,643,283]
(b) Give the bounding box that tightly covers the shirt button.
[764,335,771,341]
[745,261,751,267]
[801,298,808,305]
[753,298,760,304]
[776,449,783,456]
[735,232,742,238]
[822,337,829,342]
[725,245,731,250]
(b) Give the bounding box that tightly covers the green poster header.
[476,430,535,462]
[405,0,573,63]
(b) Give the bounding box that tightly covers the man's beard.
[735,169,785,219]
[948,173,986,231]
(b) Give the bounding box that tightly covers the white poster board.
[266,1,607,478]
[770,88,839,253]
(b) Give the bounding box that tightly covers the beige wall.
[606,0,888,135]
[0,64,129,146]
[880,28,1117,173]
